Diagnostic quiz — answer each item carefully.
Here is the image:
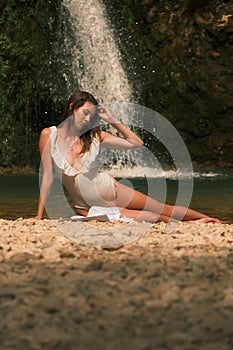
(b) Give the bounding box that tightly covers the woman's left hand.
[98,104,116,124]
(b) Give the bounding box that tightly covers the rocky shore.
[0,218,232,349]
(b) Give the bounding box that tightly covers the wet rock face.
[108,0,233,168]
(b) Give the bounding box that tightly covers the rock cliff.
[106,0,233,168]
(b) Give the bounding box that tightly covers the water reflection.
[0,173,232,222]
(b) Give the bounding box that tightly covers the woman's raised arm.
[98,104,144,150]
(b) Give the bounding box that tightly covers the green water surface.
[0,173,232,222]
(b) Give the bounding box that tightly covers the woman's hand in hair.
[98,104,116,124]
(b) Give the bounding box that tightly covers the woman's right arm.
[32,128,53,220]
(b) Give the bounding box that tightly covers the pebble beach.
[0,218,232,349]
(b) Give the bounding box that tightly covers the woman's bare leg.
[114,181,219,222]
[120,207,178,223]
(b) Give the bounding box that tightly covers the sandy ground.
[0,218,232,350]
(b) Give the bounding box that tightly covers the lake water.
[0,172,232,222]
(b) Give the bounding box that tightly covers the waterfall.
[61,0,193,189]
[63,0,133,103]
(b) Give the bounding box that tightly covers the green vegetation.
[0,0,76,169]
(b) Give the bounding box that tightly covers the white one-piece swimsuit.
[49,126,117,211]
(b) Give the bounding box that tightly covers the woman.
[32,91,219,223]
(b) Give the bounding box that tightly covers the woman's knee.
[161,204,173,217]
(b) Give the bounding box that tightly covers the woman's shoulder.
[40,126,56,137]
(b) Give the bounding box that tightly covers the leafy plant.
[0,0,76,169]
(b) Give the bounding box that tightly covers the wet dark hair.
[61,91,101,155]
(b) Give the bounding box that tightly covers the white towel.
[71,206,132,222]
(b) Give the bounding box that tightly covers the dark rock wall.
[107,0,233,168]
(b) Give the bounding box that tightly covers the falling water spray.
[63,0,133,103]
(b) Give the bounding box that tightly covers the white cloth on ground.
[71,206,132,222]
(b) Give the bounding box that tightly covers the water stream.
[63,0,133,102]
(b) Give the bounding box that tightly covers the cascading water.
[63,0,133,103]
[63,0,146,175]
[61,0,193,183]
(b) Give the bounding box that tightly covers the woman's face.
[73,101,96,130]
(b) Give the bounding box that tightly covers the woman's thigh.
[114,180,171,216]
